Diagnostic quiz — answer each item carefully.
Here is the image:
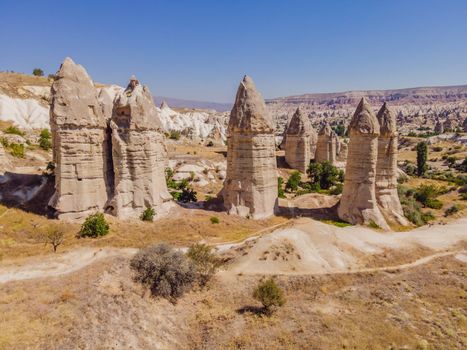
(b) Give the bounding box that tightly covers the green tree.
[32,68,44,76]
[187,243,219,286]
[253,278,286,315]
[39,128,52,150]
[286,171,301,192]
[277,177,286,198]
[416,142,428,176]
[79,213,109,238]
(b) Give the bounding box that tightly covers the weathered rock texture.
[223,76,278,219]
[434,119,444,134]
[315,123,336,164]
[109,81,172,219]
[375,103,408,226]
[0,143,11,172]
[338,98,389,230]
[284,107,317,172]
[463,117,467,132]
[48,58,112,220]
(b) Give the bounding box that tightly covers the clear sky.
[1,0,466,102]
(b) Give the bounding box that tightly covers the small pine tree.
[253,278,286,315]
[416,142,428,176]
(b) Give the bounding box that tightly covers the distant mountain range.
[154,96,232,112]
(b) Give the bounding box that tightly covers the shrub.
[39,128,52,150]
[4,126,24,136]
[206,140,214,147]
[425,198,443,210]
[79,213,109,238]
[210,216,220,224]
[460,193,467,200]
[397,175,409,184]
[277,177,286,198]
[253,278,285,315]
[329,182,343,195]
[416,142,428,176]
[42,228,64,253]
[169,130,181,140]
[368,220,380,229]
[432,146,443,152]
[0,137,8,148]
[9,143,25,158]
[140,207,155,222]
[187,243,219,286]
[178,187,197,203]
[444,205,460,217]
[307,161,343,190]
[130,243,196,300]
[286,171,301,192]
[32,68,44,76]
[414,184,442,206]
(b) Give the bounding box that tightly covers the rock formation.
[338,98,389,230]
[315,122,336,164]
[284,107,317,172]
[48,57,112,220]
[434,119,444,134]
[223,75,277,219]
[375,103,408,226]
[0,143,11,173]
[108,78,172,219]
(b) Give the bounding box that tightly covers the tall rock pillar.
[375,103,408,225]
[109,78,172,219]
[223,76,278,219]
[284,107,316,173]
[315,123,336,164]
[338,98,389,229]
[48,57,111,220]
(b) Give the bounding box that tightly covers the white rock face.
[315,123,336,164]
[223,76,278,219]
[0,94,49,129]
[338,98,389,230]
[375,103,408,226]
[48,57,112,220]
[109,82,172,219]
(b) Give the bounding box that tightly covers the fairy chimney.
[284,107,317,173]
[223,76,278,219]
[315,122,336,164]
[375,103,408,226]
[338,98,389,229]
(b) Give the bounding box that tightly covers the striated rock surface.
[109,79,172,219]
[375,103,408,226]
[0,143,11,173]
[48,57,112,220]
[315,122,336,164]
[338,98,389,229]
[284,107,316,172]
[223,76,277,219]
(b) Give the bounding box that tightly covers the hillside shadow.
[0,172,55,216]
[276,202,339,221]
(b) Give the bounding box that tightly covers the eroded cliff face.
[223,76,278,219]
[338,98,389,230]
[108,82,172,219]
[376,103,408,226]
[48,57,112,220]
[285,107,317,173]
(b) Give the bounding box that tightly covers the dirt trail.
[1,218,465,283]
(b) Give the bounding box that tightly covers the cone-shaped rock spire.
[48,57,111,219]
[223,76,277,219]
[108,77,172,219]
[285,107,317,172]
[375,103,408,226]
[338,98,389,229]
[315,122,337,164]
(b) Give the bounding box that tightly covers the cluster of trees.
[165,168,197,203]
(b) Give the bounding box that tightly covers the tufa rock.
[375,103,408,226]
[434,119,444,134]
[48,57,112,220]
[315,122,336,164]
[0,143,11,173]
[338,98,389,230]
[108,78,172,219]
[223,75,278,219]
[284,107,317,173]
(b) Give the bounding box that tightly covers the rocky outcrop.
[108,79,172,219]
[434,119,444,134]
[0,143,11,173]
[284,107,316,173]
[375,103,408,226]
[223,76,277,219]
[48,58,112,220]
[315,123,336,164]
[338,98,389,230]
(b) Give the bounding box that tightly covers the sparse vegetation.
[4,125,24,136]
[140,207,155,222]
[416,142,428,176]
[130,243,196,301]
[307,160,344,191]
[9,143,25,158]
[169,130,181,140]
[79,213,109,238]
[42,228,64,253]
[210,216,220,224]
[187,243,219,286]
[253,278,285,315]
[277,177,286,198]
[32,68,44,76]
[285,171,301,192]
[444,205,460,217]
[39,128,52,150]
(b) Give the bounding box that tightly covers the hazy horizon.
[1,0,467,103]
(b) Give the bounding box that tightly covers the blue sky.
[1,0,466,102]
